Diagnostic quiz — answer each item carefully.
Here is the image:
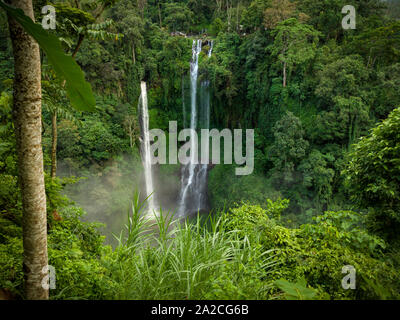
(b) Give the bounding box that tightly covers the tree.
[241,0,270,31]
[48,2,121,178]
[297,0,386,40]
[269,111,309,186]
[386,0,400,19]
[349,22,400,68]
[299,149,335,206]
[6,0,48,300]
[163,2,194,32]
[211,17,224,36]
[270,18,319,87]
[123,113,139,149]
[344,106,400,242]
[1,0,95,299]
[41,70,79,178]
[374,63,400,119]
[110,0,144,65]
[314,55,371,148]
[263,0,305,29]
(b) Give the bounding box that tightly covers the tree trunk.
[236,2,240,32]
[7,0,48,300]
[227,0,232,32]
[50,111,57,178]
[48,34,81,180]
[158,2,162,28]
[50,18,84,181]
[71,34,84,58]
[132,42,136,64]
[283,61,287,87]
[217,0,222,14]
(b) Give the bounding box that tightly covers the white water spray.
[208,40,214,58]
[178,40,202,216]
[178,39,214,217]
[139,81,157,216]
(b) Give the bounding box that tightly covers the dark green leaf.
[0,1,95,111]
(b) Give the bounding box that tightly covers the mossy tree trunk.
[7,0,49,300]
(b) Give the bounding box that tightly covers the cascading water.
[138,81,157,216]
[208,40,214,58]
[178,39,213,217]
[182,75,187,129]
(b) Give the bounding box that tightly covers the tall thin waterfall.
[178,39,213,217]
[182,75,187,128]
[196,78,211,211]
[138,81,157,216]
[208,40,214,58]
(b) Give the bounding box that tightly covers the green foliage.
[374,63,400,119]
[349,21,400,67]
[297,0,385,40]
[0,202,110,299]
[311,54,371,150]
[269,111,309,186]
[102,196,278,300]
[223,203,400,299]
[79,119,125,162]
[226,200,289,237]
[210,17,225,36]
[0,1,96,112]
[274,278,317,300]
[208,164,282,210]
[163,2,194,32]
[46,207,110,299]
[344,106,400,242]
[1,0,400,301]
[241,0,270,31]
[299,149,335,204]
[0,234,23,296]
[269,18,320,85]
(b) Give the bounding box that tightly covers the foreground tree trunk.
[7,0,49,300]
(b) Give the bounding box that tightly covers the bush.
[0,205,111,299]
[344,106,400,242]
[222,202,400,299]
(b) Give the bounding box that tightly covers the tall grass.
[105,193,278,299]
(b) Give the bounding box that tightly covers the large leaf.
[0,1,95,112]
[274,278,317,300]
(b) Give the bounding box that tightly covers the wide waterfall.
[138,81,157,217]
[178,39,213,217]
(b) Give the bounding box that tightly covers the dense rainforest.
[0,0,400,300]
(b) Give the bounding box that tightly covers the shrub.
[222,202,400,299]
[344,106,400,242]
[0,205,111,300]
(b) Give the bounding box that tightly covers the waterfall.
[182,75,186,128]
[178,39,213,217]
[138,81,157,216]
[178,40,201,217]
[208,40,214,58]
